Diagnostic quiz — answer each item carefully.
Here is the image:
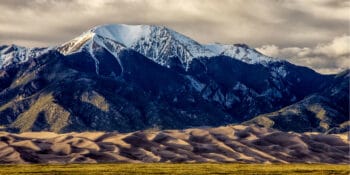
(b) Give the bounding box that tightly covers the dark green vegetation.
[0,163,348,175]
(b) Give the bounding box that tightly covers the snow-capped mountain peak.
[89,24,277,66]
[59,24,217,68]
[0,45,49,69]
[204,43,273,64]
[3,24,279,70]
[90,24,152,47]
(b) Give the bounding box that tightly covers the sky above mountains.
[0,0,349,74]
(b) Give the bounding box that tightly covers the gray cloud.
[257,35,350,74]
[1,0,349,46]
[0,0,349,73]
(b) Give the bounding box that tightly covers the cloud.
[0,0,349,72]
[0,0,349,48]
[257,35,350,74]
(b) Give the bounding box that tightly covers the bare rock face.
[0,125,348,164]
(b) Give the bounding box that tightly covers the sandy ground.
[0,125,348,164]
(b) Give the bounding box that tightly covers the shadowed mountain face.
[0,24,347,133]
[0,49,236,133]
[245,70,350,133]
[0,125,349,164]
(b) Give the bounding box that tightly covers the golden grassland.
[0,163,349,175]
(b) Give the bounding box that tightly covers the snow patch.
[205,43,274,64]
[0,45,50,69]
[185,75,205,92]
[272,66,287,77]
[87,40,100,75]
[91,24,151,47]
[59,32,95,55]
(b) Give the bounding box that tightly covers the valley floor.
[0,163,349,175]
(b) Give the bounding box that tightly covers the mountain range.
[0,24,348,133]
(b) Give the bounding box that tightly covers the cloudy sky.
[0,0,349,74]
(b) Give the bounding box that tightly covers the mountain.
[204,43,273,64]
[58,24,274,69]
[245,70,349,133]
[0,45,49,69]
[0,24,346,133]
[58,24,215,70]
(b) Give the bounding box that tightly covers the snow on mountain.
[0,24,340,134]
[59,24,216,69]
[0,45,49,69]
[58,31,96,55]
[130,25,216,68]
[204,43,273,64]
[1,24,281,71]
[92,24,151,47]
[58,28,128,74]
[58,24,277,69]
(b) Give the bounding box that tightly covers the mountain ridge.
[0,24,347,133]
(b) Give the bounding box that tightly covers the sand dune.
[0,125,348,164]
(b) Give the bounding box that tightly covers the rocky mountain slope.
[245,70,350,133]
[0,125,348,164]
[0,24,347,133]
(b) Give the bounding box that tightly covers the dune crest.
[0,125,348,164]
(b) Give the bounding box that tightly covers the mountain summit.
[58,24,274,69]
[0,24,347,133]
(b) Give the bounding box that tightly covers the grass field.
[0,163,349,175]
